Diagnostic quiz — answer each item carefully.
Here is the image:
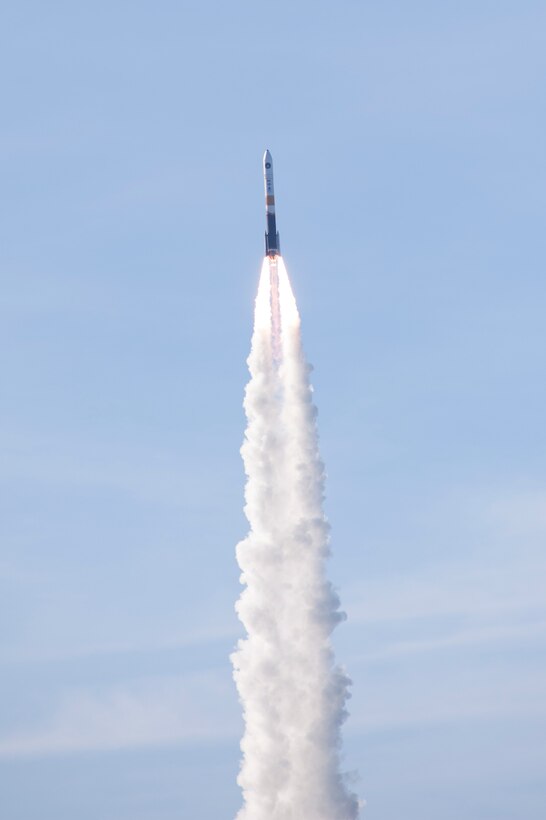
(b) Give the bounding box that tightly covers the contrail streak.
[232,257,359,819]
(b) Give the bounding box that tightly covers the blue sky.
[1,1,545,818]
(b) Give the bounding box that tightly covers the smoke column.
[232,257,359,819]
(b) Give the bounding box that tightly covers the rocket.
[263,149,281,257]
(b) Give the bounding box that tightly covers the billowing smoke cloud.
[232,257,359,819]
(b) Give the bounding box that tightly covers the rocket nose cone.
[263,149,272,166]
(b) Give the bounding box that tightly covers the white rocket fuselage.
[263,149,280,257]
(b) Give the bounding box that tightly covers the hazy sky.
[1,1,545,818]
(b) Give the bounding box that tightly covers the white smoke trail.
[232,257,359,820]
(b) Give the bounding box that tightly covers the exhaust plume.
[232,257,359,819]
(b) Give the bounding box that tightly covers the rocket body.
[263,150,281,257]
